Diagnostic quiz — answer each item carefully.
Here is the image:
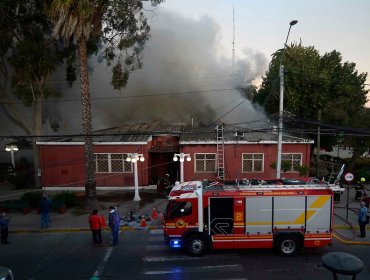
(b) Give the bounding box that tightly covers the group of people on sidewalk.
[88,205,121,247]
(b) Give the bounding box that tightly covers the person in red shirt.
[88,209,104,246]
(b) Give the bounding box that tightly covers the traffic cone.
[152,208,158,219]
[140,217,147,227]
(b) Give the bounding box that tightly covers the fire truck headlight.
[170,239,182,248]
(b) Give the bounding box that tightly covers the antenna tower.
[232,5,235,76]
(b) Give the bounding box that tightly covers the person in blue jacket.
[358,201,368,238]
[39,193,52,229]
[0,212,10,244]
[108,206,120,246]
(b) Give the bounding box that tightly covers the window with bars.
[94,153,132,173]
[195,153,216,173]
[242,153,263,172]
[282,153,302,171]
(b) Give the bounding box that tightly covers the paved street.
[1,182,370,279]
[1,229,370,280]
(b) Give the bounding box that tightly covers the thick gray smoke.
[43,8,269,133]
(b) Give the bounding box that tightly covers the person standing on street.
[39,193,52,229]
[88,209,104,246]
[0,212,10,244]
[358,201,368,238]
[108,206,120,246]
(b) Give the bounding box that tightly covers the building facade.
[36,122,313,188]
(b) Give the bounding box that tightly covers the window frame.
[94,153,133,173]
[281,153,302,172]
[242,153,264,173]
[194,153,217,173]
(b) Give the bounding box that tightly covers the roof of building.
[36,121,313,145]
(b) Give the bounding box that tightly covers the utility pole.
[316,109,321,177]
[276,20,298,179]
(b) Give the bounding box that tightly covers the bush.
[52,192,77,207]
[20,191,43,208]
[294,165,309,177]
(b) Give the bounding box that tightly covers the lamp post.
[173,153,191,182]
[5,144,18,167]
[276,20,298,179]
[126,153,145,201]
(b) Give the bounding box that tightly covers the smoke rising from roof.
[44,8,269,133]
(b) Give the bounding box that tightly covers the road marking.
[90,227,124,280]
[143,264,244,275]
[150,229,163,234]
[90,246,113,280]
[143,253,240,262]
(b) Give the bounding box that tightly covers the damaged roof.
[36,121,313,144]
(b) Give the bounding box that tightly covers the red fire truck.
[163,180,334,257]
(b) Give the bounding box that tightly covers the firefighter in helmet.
[355,177,366,200]
[157,174,171,195]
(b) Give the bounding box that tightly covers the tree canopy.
[45,0,164,204]
[254,43,369,171]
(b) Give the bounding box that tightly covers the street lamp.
[126,153,145,201]
[5,144,18,167]
[173,153,191,182]
[276,20,298,179]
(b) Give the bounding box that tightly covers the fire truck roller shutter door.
[273,196,306,230]
[245,197,273,235]
[305,195,332,233]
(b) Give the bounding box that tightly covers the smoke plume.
[44,7,270,133]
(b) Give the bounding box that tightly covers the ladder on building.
[216,123,225,180]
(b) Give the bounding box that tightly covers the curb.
[10,225,163,234]
[333,233,370,245]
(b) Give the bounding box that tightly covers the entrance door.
[209,197,234,249]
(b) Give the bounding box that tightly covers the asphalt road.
[1,229,369,280]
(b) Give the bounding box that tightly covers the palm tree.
[46,0,107,205]
[46,0,163,206]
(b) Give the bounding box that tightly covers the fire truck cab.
[163,180,334,257]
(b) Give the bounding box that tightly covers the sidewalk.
[331,184,370,245]
[1,182,369,245]
[0,183,167,233]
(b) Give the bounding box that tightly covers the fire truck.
[163,180,334,257]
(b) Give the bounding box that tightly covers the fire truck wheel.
[185,234,207,256]
[276,235,300,257]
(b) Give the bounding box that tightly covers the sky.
[1,0,370,137]
[160,0,370,105]
[1,0,370,163]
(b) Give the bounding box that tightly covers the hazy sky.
[161,0,370,105]
[1,0,369,137]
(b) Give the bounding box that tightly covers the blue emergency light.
[170,239,182,248]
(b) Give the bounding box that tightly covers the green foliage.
[20,191,43,208]
[52,192,77,207]
[46,0,164,90]
[281,160,292,172]
[112,63,129,89]
[255,43,369,153]
[270,160,292,172]
[294,165,309,177]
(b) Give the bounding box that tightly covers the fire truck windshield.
[165,201,192,219]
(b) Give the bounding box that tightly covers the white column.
[133,160,140,201]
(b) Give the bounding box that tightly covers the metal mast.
[232,5,235,76]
